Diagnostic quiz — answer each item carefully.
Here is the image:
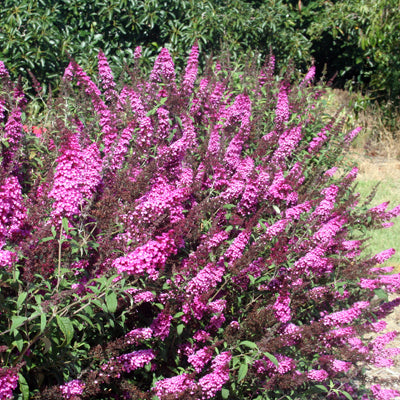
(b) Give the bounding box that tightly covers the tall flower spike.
[154,374,196,399]
[2,107,22,165]
[223,229,251,266]
[275,83,290,130]
[0,176,27,245]
[223,94,252,169]
[97,50,117,102]
[344,126,362,145]
[150,48,176,84]
[198,352,231,399]
[259,53,275,89]
[112,230,177,280]
[49,133,102,220]
[59,379,85,400]
[0,61,10,78]
[134,46,142,59]
[0,367,19,400]
[300,64,316,87]
[271,124,303,164]
[109,120,136,172]
[181,42,199,97]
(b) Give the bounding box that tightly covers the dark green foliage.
[0,0,310,95]
[293,0,400,104]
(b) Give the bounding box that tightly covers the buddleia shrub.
[1,45,400,400]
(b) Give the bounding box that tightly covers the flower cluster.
[0,368,18,400]
[0,176,26,246]
[153,373,196,399]
[49,134,102,220]
[197,352,231,399]
[117,349,156,373]
[112,230,176,280]
[59,379,85,400]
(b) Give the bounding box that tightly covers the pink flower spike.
[181,42,199,96]
[275,83,289,129]
[300,65,316,87]
[344,126,362,144]
[198,352,231,399]
[59,379,85,399]
[0,367,19,400]
[371,384,400,400]
[117,349,156,373]
[273,292,291,323]
[125,327,153,345]
[150,48,176,84]
[154,373,196,399]
[134,46,142,59]
[374,248,395,264]
[0,61,10,78]
[97,50,117,101]
[307,369,329,382]
[0,176,27,244]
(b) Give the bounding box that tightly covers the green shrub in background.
[296,0,400,107]
[0,0,311,96]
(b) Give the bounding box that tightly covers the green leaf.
[40,236,54,243]
[56,316,74,346]
[314,384,329,393]
[105,292,118,313]
[91,299,103,309]
[16,292,28,309]
[176,324,185,335]
[272,205,281,214]
[34,294,43,306]
[76,313,94,327]
[85,305,94,317]
[13,333,24,352]
[18,373,30,400]
[238,362,248,382]
[10,316,27,334]
[41,336,52,354]
[40,313,46,333]
[340,390,354,400]
[263,351,279,367]
[173,311,184,319]
[374,288,388,301]
[239,340,258,350]
[221,388,230,399]
[145,362,152,372]
[62,217,69,233]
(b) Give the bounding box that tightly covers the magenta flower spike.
[97,50,117,102]
[49,133,102,220]
[150,47,176,85]
[0,61,10,78]
[181,42,199,97]
[275,83,290,130]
